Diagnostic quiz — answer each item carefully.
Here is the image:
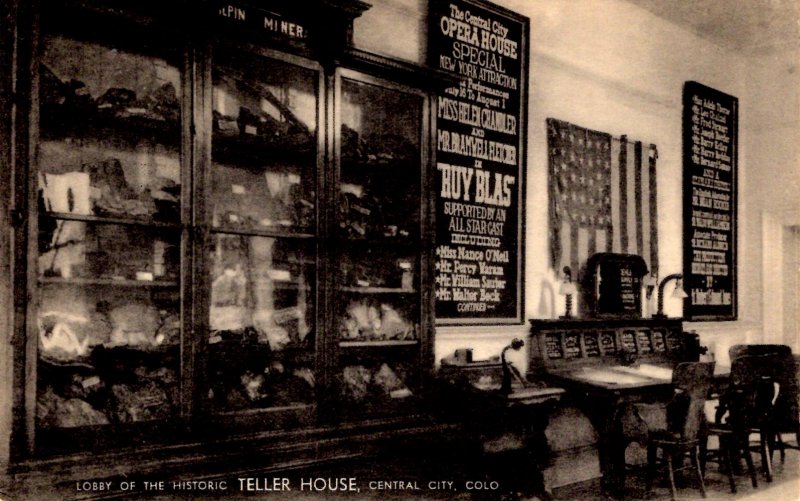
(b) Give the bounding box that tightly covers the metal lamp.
[500,338,525,395]
[654,273,688,318]
[558,266,578,319]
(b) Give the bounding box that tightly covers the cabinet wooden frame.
[10,0,438,461]
[23,9,194,455]
[330,67,436,420]
[194,41,326,433]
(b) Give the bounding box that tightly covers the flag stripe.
[560,219,571,270]
[625,141,637,254]
[577,227,590,277]
[634,141,644,257]
[641,145,651,273]
[547,120,658,284]
[610,138,621,253]
[649,145,659,276]
[596,228,607,255]
[618,135,629,252]
[547,118,560,268]
[569,224,579,278]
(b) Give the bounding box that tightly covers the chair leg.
[646,443,657,494]
[776,432,786,462]
[699,435,707,477]
[666,454,678,501]
[796,429,800,457]
[690,446,707,498]
[760,430,773,482]
[766,429,778,462]
[723,437,737,493]
[741,435,759,488]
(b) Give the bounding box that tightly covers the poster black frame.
[682,80,738,321]
[428,0,529,325]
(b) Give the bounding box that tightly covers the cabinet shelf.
[41,211,182,229]
[206,339,314,358]
[341,157,416,172]
[40,108,181,149]
[210,224,315,239]
[339,286,416,294]
[39,277,179,288]
[273,281,311,290]
[212,133,314,169]
[92,343,180,358]
[339,235,419,246]
[214,403,313,417]
[40,343,180,370]
[339,340,418,348]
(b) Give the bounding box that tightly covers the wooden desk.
[506,386,566,404]
[550,363,729,393]
[438,359,565,407]
[528,318,688,493]
[438,361,564,499]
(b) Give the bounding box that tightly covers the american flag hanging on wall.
[546,118,659,280]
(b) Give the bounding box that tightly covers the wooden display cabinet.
[333,69,432,421]
[195,46,323,434]
[29,10,190,455]
[10,0,439,465]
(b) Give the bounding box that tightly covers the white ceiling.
[624,0,800,54]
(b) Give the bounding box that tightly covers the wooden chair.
[725,349,798,477]
[702,354,777,493]
[645,362,714,501]
[726,348,799,470]
[701,355,761,493]
[767,352,799,462]
[728,344,791,363]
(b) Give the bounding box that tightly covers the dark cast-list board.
[683,81,737,320]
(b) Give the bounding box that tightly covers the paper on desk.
[573,368,654,385]
[612,364,673,381]
[507,387,565,400]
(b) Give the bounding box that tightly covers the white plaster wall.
[697,47,799,360]
[353,0,798,370]
[354,0,428,63]
[745,49,799,336]
[783,226,799,351]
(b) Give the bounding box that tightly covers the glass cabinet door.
[35,20,183,448]
[28,7,433,453]
[335,71,426,419]
[205,49,319,426]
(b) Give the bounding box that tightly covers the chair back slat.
[727,355,779,428]
[729,344,792,362]
[768,352,799,431]
[668,362,714,441]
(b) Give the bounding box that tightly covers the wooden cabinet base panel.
[5,419,455,499]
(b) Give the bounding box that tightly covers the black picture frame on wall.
[428,0,530,325]
[682,81,738,321]
[583,253,649,319]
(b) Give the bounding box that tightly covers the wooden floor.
[140,442,799,501]
[553,447,800,501]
